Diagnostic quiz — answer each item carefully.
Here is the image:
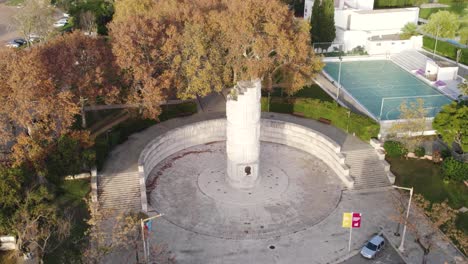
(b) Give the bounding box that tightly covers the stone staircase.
[390,50,428,72]
[343,149,391,190]
[97,171,142,211]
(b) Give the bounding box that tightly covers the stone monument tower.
[226,80,261,189]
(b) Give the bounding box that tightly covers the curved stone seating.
[138,118,353,211]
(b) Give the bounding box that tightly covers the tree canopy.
[400,22,418,40]
[433,101,468,152]
[109,0,322,118]
[310,0,336,50]
[423,11,460,39]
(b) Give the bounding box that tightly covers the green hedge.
[442,157,468,182]
[374,0,414,8]
[261,97,380,141]
[423,36,468,65]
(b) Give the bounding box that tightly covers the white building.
[304,0,421,54]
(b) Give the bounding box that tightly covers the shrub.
[441,148,452,159]
[415,146,426,157]
[384,141,408,158]
[442,157,468,182]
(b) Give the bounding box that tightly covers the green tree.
[433,101,468,153]
[422,11,460,55]
[310,0,321,45]
[319,0,336,51]
[401,22,418,40]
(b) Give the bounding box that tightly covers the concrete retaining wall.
[138,118,353,211]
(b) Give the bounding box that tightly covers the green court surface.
[323,60,452,120]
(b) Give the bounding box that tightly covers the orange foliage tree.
[109,0,322,118]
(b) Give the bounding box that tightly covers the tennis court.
[323,60,452,120]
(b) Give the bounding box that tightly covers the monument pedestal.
[226,80,261,189]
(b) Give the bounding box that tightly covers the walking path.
[98,95,464,263]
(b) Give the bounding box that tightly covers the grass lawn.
[419,7,446,19]
[389,157,468,209]
[43,179,90,264]
[5,0,24,6]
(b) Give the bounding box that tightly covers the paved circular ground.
[148,141,343,240]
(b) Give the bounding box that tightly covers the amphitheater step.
[97,171,142,212]
[344,148,391,190]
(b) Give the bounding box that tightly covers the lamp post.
[392,185,414,253]
[337,55,343,100]
[141,214,163,263]
[433,24,441,57]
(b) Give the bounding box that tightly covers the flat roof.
[369,34,403,41]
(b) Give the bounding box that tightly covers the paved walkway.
[98,99,464,263]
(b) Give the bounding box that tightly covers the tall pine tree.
[320,0,336,50]
[310,0,321,46]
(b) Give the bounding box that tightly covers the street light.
[141,214,163,263]
[337,55,343,100]
[433,24,441,57]
[392,185,414,253]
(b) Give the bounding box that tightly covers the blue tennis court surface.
[323,60,452,120]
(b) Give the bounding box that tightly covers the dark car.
[5,38,27,48]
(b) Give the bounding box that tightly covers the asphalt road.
[0,3,20,43]
[341,239,405,264]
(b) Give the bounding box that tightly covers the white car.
[28,33,41,43]
[53,18,68,28]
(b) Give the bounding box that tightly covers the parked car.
[360,235,385,259]
[28,33,41,43]
[5,38,27,48]
[53,18,68,28]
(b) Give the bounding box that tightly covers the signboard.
[342,212,361,228]
[343,212,362,252]
[342,212,352,228]
[352,213,361,228]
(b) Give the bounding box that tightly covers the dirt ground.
[0,3,20,44]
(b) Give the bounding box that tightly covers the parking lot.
[0,2,20,43]
[342,238,405,264]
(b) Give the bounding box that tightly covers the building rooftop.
[369,34,403,41]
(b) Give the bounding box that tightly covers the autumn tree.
[32,31,120,128]
[0,48,79,145]
[113,0,154,23]
[109,0,322,118]
[389,99,428,157]
[14,0,55,45]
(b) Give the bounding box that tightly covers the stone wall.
[138,118,353,211]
